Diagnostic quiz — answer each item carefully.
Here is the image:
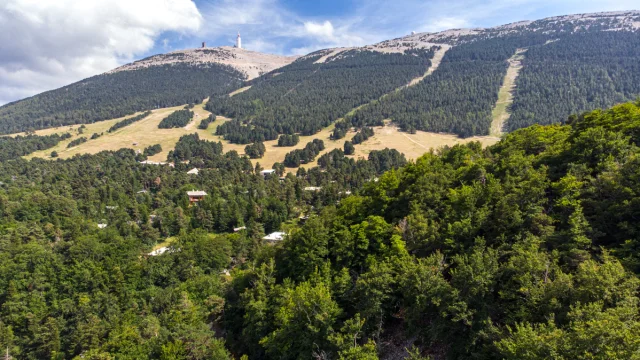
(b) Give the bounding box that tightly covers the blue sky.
[0,0,638,105]
[147,0,639,56]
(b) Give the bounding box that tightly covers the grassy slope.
[18,47,500,168]
[490,49,526,136]
[19,102,498,169]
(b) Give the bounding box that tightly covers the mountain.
[209,10,640,140]
[108,46,299,80]
[1,11,639,138]
[0,47,297,134]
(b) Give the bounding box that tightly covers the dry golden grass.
[350,122,499,162]
[228,86,252,96]
[490,48,527,137]
[20,106,499,167]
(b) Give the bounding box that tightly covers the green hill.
[0,63,244,134]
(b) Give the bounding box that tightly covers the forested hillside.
[1,11,638,141]
[0,63,243,134]
[350,29,640,137]
[507,31,640,131]
[0,133,71,161]
[2,101,640,358]
[225,101,640,359]
[207,49,435,143]
[347,36,550,137]
[0,131,403,359]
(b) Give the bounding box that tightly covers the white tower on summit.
[236,32,242,49]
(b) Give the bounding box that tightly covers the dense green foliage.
[143,144,163,157]
[349,36,548,137]
[244,142,266,159]
[0,133,71,161]
[283,139,325,167]
[3,101,640,358]
[167,134,223,164]
[508,32,640,131]
[108,111,153,133]
[277,134,300,147]
[0,64,243,134]
[158,110,194,129]
[198,115,216,130]
[207,50,434,143]
[343,141,355,155]
[351,127,374,145]
[0,127,404,358]
[66,137,88,148]
[221,101,640,359]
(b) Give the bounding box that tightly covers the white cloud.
[2,0,636,105]
[304,21,336,40]
[197,0,373,55]
[0,0,202,105]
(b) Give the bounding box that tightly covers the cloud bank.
[0,0,202,105]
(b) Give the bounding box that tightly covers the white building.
[140,160,171,166]
[187,168,199,175]
[304,186,322,192]
[263,231,286,243]
[260,169,276,178]
[148,247,169,256]
[236,32,242,49]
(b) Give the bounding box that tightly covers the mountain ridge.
[108,46,299,80]
[0,10,639,135]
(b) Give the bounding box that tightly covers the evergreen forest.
[207,49,435,143]
[2,101,640,358]
[0,64,243,134]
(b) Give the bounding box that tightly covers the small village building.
[187,190,208,204]
[304,186,322,192]
[260,169,276,178]
[148,247,169,256]
[139,160,175,167]
[97,223,108,229]
[263,231,286,243]
[233,226,247,232]
[140,160,167,166]
[187,168,199,175]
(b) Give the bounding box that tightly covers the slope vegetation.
[0,47,297,135]
[508,31,640,131]
[225,101,640,359]
[206,48,437,143]
[0,63,244,134]
[490,48,527,136]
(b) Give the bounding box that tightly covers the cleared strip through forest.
[490,48,527,137]
[306,46,451,166]
[406,45,451,87]
[343,45,451,118]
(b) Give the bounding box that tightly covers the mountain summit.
[0,10,639,135]
[109,46,298,80]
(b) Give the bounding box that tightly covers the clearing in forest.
[19,44,496,169]
[490,48,527,137]
[349,121,499,162]
[406,44,451,87]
